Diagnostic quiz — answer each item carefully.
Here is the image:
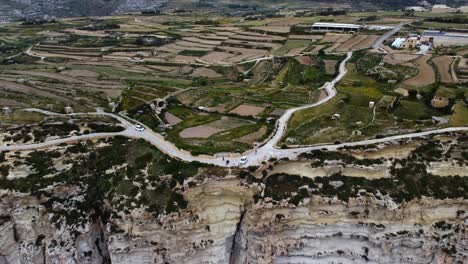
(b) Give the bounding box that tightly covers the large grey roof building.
[421,30,468,47]
[312,22,362,32]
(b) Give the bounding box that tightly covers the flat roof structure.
[312,22,362,32]
[312,22,361,29]
[422,30,468,40]
[421,30,468,46]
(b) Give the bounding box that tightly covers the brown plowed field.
[335,35,368,52]
[323,60,338,75]
[200,52,234,64]
[289,35,323,41]
[351,35,379,50]
[322,33,352,43]
[432,56,454,83]
[229,104,265,116]
[384,54,420,65]
[403,55,436,87]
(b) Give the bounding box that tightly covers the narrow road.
[372,22,408,52]
[0,52,351,166]
[2,50,467,167]
[4,25,468,167]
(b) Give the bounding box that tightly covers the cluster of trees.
[425,16,468,24]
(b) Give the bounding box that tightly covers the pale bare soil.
[8,70,86,84]
[224,39,282,50]
[0,80,67,101]
[309,45,326,54]
[164,112,182,126]
[432,56,454,83]
[229,104,265,116]
[251,26,291,34]
[289,35,323,41]
[218,46,268,63]
[199,52,234,64]
[428,161,468,177]
[269,161,388,179]
[322,33,352,43]
[323,60,338,75]
[347,142,420,160]
[61,69,99,78]
[190,68,222,78]
[173,55,197,63]
[335,35,368,52]
[384,54,420,65]
[286,47,307,56]
[318,89,328,101]
[403,55,436,87]
[269,108,285,116]
[295,56,318,66]
[179,126,224,139]
[179,116,250,138]
[231,31,286,42]
[183,37,221,46]
[145,65,179,72]
[236,126,267,144]
[352,35,379,50]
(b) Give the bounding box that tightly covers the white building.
[2,107,12,115]
[391,38,406,49]
[431,4,454,13]
[459,6,468,13]
[312,22,361,32]
[405,6,427,12]
[421,30,468,47]
[332,113,341,119]
[64,106,74,114]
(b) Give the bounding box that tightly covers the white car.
[134,124,145,132]
[239,156,248,165]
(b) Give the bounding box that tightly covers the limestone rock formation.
[1,179,467,264]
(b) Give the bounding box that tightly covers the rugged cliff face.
[0,135,467,263]
[233,196,467,264]
[1,180,467,264]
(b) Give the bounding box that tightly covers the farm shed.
[312,23,362,32]
[421,30,468,47]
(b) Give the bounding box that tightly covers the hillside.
[1,0,466,22]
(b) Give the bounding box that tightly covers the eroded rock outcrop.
[1,136,467,263]
[233,195,468,264]
[108,178,256,264]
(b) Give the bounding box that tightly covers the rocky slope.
[1,179,467,263]
[1,0,464,23]
[0,135,467,263]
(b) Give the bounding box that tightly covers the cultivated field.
[432,56,455,83]
[403,55,436,87]
[3,10,463,155]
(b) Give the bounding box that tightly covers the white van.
[239,156,248,165]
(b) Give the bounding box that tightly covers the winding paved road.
[3,25,467,167]
[372,22,408,52]
[2,50,467,167]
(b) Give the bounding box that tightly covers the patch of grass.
[282,52,450,146]
[0,111,45,124]
[178,50,210,56]
[449,100,468,126]
[272,40,312,56]
[165,105,269,155]
[393,100,440,120]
